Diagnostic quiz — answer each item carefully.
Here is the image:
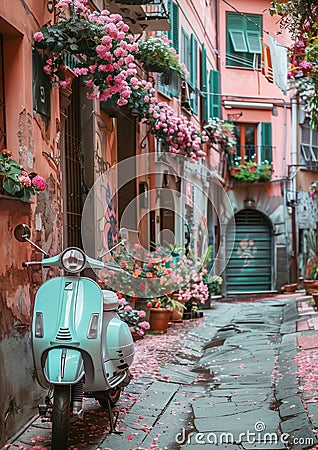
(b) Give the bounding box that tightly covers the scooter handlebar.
[22,261,42,267]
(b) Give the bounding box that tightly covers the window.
[300,119,318,168]
[234,122,272,164]
[226,12,262,68]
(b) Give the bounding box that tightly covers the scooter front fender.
[44,348,84,384]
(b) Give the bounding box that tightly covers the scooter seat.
[102,290,119,311]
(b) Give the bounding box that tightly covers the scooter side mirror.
[14,224,31,242]
[118,228,128,243]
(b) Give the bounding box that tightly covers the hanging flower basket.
[137,36,187,77]
[33,1,138,104]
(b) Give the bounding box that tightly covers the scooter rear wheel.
[51,385,71,450]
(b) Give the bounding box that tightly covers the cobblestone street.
[5,294,318,450]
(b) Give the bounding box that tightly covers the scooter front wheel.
[51,385,71,450]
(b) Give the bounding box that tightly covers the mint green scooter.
[14,224,134,450]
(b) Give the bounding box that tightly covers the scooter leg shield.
[44,348,84,384]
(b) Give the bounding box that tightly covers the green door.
[226,209,272,293]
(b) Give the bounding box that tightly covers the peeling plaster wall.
[0,174,62,445]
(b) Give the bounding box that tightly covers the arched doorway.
[226,209,273,293]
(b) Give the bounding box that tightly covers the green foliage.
[136,37,186,76]
[231,161,272,183]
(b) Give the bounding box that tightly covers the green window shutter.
[181,28,190,73]
[246,31,261,54]
[260,122,272,163]
[229,30,248,52]
[190,34,198,114]
[226,12,262,68]
[209,70,220,119]
[168,1,179,53]
[201,44,208,122]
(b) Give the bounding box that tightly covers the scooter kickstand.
[105,397,122,435]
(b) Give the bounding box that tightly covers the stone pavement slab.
[279,396,306,418]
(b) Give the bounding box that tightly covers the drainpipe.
[290,98,298,282]
[282,100,290,285]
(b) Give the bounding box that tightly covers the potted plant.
[136,36,186,78]
[146,297,173,333]
[117,295,150,340]
[0,149,46,202]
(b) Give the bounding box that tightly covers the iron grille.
[65,79,83,248]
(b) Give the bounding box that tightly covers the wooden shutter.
[190,34,198,114]
[201,43,208,122]
[229,30,248,52]
[168,1,179,53]
[209,70,220,119]
[246,31,261,53]
[260,122,272,163]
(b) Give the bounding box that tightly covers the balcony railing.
[228,145,273,166]
[105,0,170,33]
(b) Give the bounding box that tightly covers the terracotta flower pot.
[283,283,298,293]
[229,167,241,177]
[304,280,318,294]
[312,292,318,308]
[149,308,171,333]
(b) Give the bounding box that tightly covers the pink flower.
[124,305,132,312]
[18,171,31,187]
[139,321,150,330]
[33,32,44,42]
[138,310,146,318]
[32,175,46,191]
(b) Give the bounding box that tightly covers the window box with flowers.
[0,149,46,202]
[230,161,273,183]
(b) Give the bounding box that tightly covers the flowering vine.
[33,0,207,160]
[33,0,138,103]
[128,78,207,161]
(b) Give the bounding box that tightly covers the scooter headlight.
[61,247,86,273]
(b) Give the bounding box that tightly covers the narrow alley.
[5,293,318,450]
